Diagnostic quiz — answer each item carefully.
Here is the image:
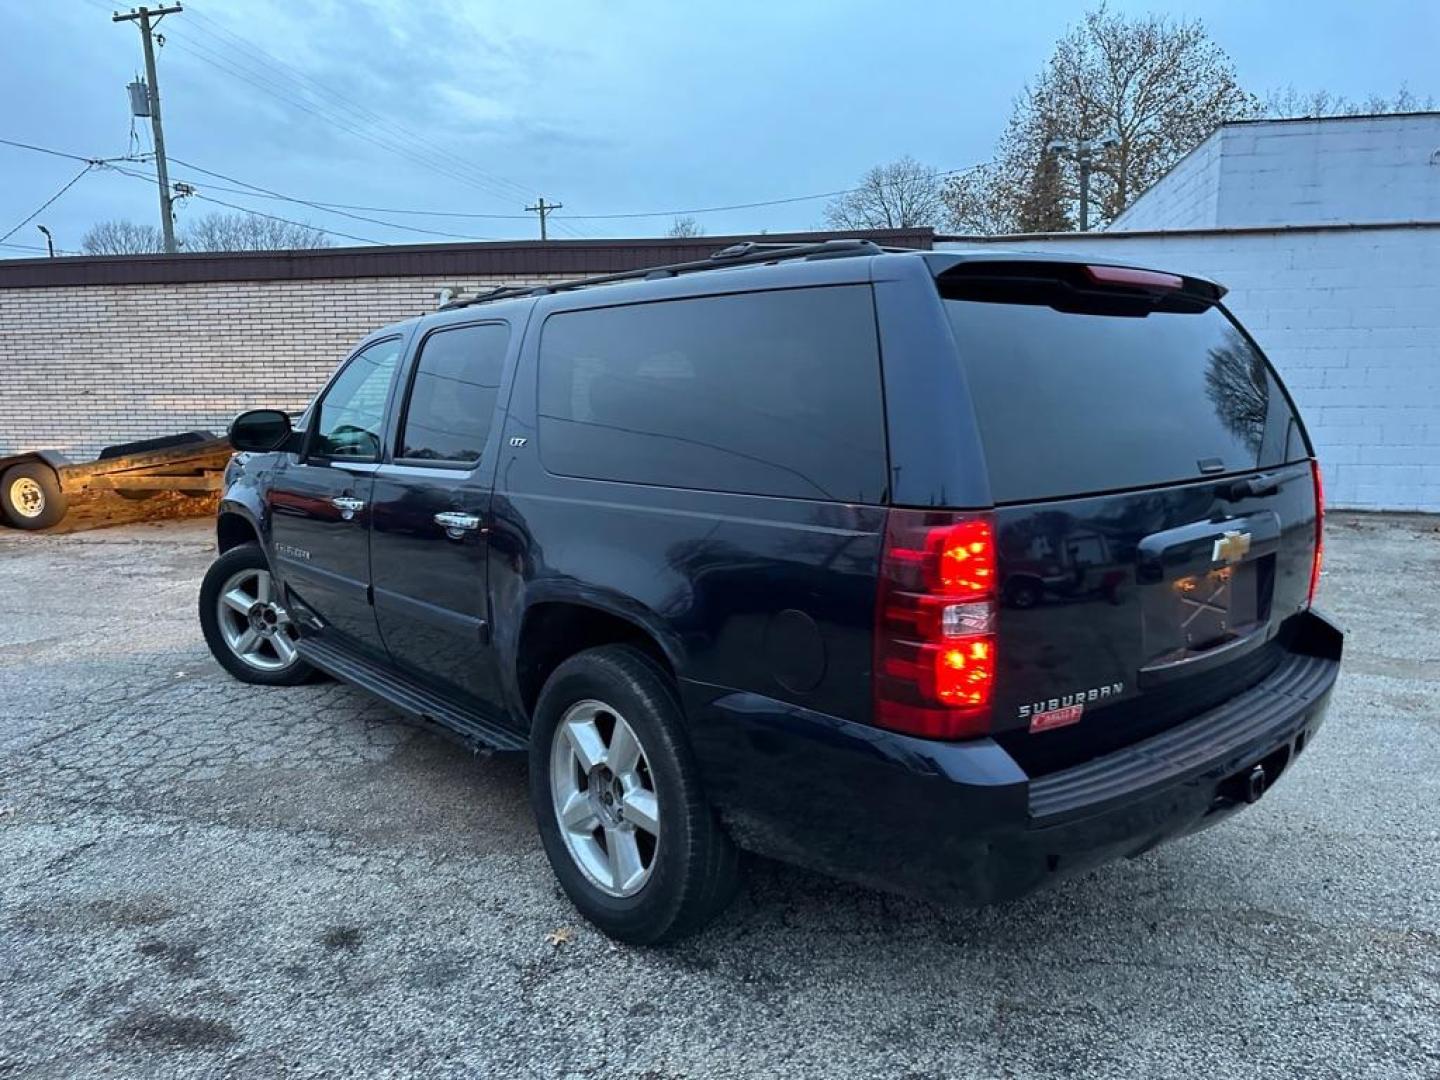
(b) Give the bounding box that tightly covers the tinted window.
[398,323,509,463]
[943,293,1305,503]
[313,337,403,460]
[537,286,887,502]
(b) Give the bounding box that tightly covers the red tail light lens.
[874,509,997,740]
[1308,459,1324,606]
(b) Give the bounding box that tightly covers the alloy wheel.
[215,567,300,672]
[549,699,661,898]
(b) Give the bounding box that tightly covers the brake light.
[1308,459,1324,606]
[1083,264,1183,291]
[874,510,997,739]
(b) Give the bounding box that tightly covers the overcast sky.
[3,0,1438,255]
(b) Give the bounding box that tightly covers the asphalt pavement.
[1,513,1436,1079]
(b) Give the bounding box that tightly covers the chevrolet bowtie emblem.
[1212,530,1251,565]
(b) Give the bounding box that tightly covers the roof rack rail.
[438,237,891,311]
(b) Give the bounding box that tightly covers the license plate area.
[1136,512,1281,669]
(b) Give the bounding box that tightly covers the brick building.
[0,229,931,462]
[943,113,1440,512]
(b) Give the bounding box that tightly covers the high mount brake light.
[1083,264,1184,291]
[1308,459,1324,607]
[874,510,997,740]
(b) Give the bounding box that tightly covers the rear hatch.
[938,259,1320,776]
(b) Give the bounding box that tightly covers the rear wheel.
[198,543,316,686]
[529,645,740,945]
[1,463,67,530]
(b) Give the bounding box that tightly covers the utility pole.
[1046,134,1119,232]
[113,5,183,254]
[525,197,562,241]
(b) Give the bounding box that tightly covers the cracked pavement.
[1,514,1437,1079]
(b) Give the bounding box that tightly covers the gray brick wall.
[0,273,558,461]
[940,225,1440,512]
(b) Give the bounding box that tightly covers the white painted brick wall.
[0,273,562,461]
[1110,135,1222,231]
[1111,114,1440,231]
[940,225,1440,511]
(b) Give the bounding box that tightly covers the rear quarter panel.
[489,273,887,732]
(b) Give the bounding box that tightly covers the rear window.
[942,280,1307,503]
[537,286,887,502]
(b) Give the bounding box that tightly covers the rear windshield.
[942,283,1308,503]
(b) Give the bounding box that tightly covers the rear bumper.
[682,609,1342,905]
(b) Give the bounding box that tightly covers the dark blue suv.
[201,240,1342,944]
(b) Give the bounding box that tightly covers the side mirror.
[229,409,297,453]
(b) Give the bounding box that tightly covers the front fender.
[216,452,273,553]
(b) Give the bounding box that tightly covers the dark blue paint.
[213,246,1342,907]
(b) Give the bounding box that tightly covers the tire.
[1,462,68,530]
[198,543,318,686]
[529,645,740,945]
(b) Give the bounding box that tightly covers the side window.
[312,337,404,461]
[397,323,509,464]
[536,286,887,503]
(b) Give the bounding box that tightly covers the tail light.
[1308,459,1324,606]
[873,509,997,740]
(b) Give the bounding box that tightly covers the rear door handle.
[434,511,481,532]
[1222,474,1280,500]
[331,496,366,512]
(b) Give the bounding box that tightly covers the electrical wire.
[180,191,386,246]
[113,160,501,242]
[5,135,989,244]
[1,166,94,244]
[181,1,539,203]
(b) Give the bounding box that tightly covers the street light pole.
[1046,134,1119,232]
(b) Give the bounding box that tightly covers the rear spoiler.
[936,259,1225,314]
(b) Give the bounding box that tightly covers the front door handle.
[434,511,481,533]
[330,496,366,520]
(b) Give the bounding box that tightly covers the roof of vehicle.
[367,239,1226,341]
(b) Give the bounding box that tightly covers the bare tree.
[1264,84,1434,118]
[183,212,331,252]
[824,156,946,230]
[666,216,705,238]
[81,219,166,255]
[943,7,1259,233]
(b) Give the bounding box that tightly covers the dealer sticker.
[1029,703,1084,733]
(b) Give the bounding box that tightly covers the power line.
[141,158,501,241]
[181,1,538,203]
[1,240,79,256]
[159,32,591,240]
[4,135,990,242]
[0,165,94,244]
[167,3,592,238]
[181,192,386,246]
[0,137,126,166]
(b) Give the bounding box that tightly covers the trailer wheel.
[1,462,68,529]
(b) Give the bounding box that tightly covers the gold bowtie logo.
[1212,530,1251,565]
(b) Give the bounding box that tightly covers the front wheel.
[529,645,740,945]
[198,543,317,686]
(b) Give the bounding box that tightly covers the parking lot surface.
[1,513,1437,1079]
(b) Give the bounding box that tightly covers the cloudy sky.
[3,0,1438,255]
